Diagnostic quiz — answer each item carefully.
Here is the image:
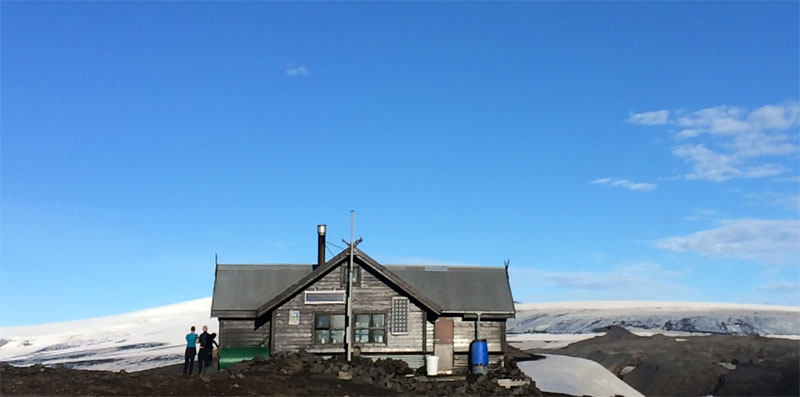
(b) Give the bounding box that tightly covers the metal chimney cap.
[317,224,327,235]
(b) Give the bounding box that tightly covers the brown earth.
[527,326,800,396]
[1,350,546,396]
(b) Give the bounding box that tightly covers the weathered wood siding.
[271,260,428,354]
[352,262,427,354]
[219,319,270,348]
[452,317,504,353]
[273,265,345,353]
[426,320,434,352]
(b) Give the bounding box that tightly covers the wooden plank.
[422,311,427,353]
[219,319,269,348]
[452,317,504,352]
[500,321,506,353]
[270,310,275,353]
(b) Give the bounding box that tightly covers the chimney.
[316,224,326,270]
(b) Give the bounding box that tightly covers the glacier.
[509,301,800,336]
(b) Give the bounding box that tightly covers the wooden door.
[433,318,454,374]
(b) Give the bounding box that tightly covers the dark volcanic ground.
[0,363,397,396]
[1,350,546,396]
[527,326,800,396]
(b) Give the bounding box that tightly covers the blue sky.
[2,2,798,325]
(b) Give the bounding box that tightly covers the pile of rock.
[218,351,543,396]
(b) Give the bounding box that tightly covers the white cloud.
[285,64,310,77]
[676,129,702,139]
[628,110,669,125]
[590,177,657,191]
[677,105,750,134]
[748,104,800,130]
[672,144,741,182]
[654,218,800,265]
[635,101,800,182]
[730,131,797,158]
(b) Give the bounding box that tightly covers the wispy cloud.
[756,281,800,294]
[590,177,657,191]
[654,218,800,265]
[754,282,800,306]
[628,110,669,125]
[745,192,800,212]
[382,256,485,267]
[683,208,723,222]
[633,101,800,182]
[285,63,310,77]
[509,263,689,300]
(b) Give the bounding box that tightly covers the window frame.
[304,290,346,304]
[391,297,410,335]
[340,265,361,288]
[353,312,387,345]
[313,313,346,345]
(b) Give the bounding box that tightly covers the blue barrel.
[469,339,489,371]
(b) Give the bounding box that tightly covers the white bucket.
[425,355,439,376]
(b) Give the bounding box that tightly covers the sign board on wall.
[289,310,300,325]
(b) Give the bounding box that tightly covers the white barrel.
[425,355,439,376]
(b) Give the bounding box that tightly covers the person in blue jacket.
[183,326,198,375]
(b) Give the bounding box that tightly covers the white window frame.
[304,290,346,304]
[391,297,409,335]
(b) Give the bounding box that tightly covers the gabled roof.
[210,264,311,318]
[210,247,515,318]
[387,265,515,314]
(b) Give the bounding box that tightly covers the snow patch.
[518,354,644,397]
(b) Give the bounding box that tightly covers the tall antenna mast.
[345,210,355,362]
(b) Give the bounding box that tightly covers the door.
[433,318,454,374]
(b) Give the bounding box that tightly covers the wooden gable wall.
[271,259,431,354]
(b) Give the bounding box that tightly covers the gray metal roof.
[211,265,312,315]
[211,261,515,317]
[386,265,515,314]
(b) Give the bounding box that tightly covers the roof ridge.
[385,264,506,269]
[218,263,311,266]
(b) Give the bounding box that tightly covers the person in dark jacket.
[197,325,219,374]
[183,326,198,376]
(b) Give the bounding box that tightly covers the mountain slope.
[509,301,800,336]
[0,297,216,371]
[2,298,798,372]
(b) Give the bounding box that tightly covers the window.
[340,266,361,287]
[354,313,386,344]
[391,297,409,335]
[305,291,345,304]
[314,314,345,344]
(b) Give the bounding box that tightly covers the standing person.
[198,325,218,374]
[183,326,198,376]
[207,332,219,373]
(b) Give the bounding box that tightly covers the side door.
[433,317,454,374]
